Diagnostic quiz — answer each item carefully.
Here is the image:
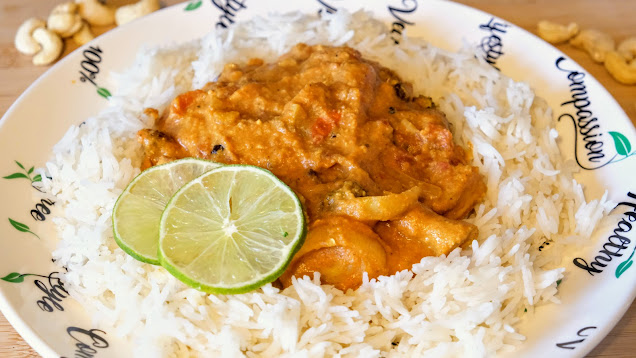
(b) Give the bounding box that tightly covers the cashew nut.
[604,51,636,85]
[32,28,63,66]
[569,29,615,63]
[537,20,579,44]
[617,37,636,61]
[14,18,47,55]
[48,2,83,38]
[115,0,160,26]
[76,0,116,26]
[72,21,95,45]
[52,2,78,14]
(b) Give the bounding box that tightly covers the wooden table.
[1,0,635,356]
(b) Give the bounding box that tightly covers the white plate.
[1,1,635,357]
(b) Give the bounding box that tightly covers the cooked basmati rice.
[41,10,616,358]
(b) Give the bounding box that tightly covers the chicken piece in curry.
[138,44,486,291]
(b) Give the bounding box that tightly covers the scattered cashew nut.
[32,28,63,66]
[48,2,83,38]
[76,0,116,26]
[72,21,95,45]
[115,0,160,26]
[14,18,47,55]
[617,37,636,62]
[537,20,579,44]
[604,51,636,85]
[569,29,615,63]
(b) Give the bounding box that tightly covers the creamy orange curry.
[138,44,486,291]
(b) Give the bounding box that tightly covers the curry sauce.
[138,44,486,291]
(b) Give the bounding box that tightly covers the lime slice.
[113,158,221,264]
[158,165,306,294]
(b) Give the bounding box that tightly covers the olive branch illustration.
[3,160,41,183]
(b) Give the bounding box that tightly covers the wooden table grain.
[1,0,635,357]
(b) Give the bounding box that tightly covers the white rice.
[41,10,616,357]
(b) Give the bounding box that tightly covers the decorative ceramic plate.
[1,1,634,357]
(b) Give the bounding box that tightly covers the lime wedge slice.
[112,158,221,264]
[158,165,306,294]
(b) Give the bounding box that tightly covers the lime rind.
[112,158,221,265]
[158,165,306,294]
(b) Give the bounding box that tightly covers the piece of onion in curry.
[138,44,486,291]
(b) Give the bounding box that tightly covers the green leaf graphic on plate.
[8,218,40,239]
[616,246,636,278]
[615,259,633,278]
[97,87,112,99]
[9,218,30,232]
[608,131,632,156]
[184,0,203,11]
[0,272,40,283]
[3,173,29,180]
[1,272,25,283]
[4,161,41,183]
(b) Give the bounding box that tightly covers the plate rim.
[0,1,634,357]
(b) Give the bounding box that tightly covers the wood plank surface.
[1,0,635,357]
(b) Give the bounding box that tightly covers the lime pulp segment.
[158,165,306,294]
[112,158,221,264]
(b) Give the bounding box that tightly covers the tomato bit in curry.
[138,44,486,291]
